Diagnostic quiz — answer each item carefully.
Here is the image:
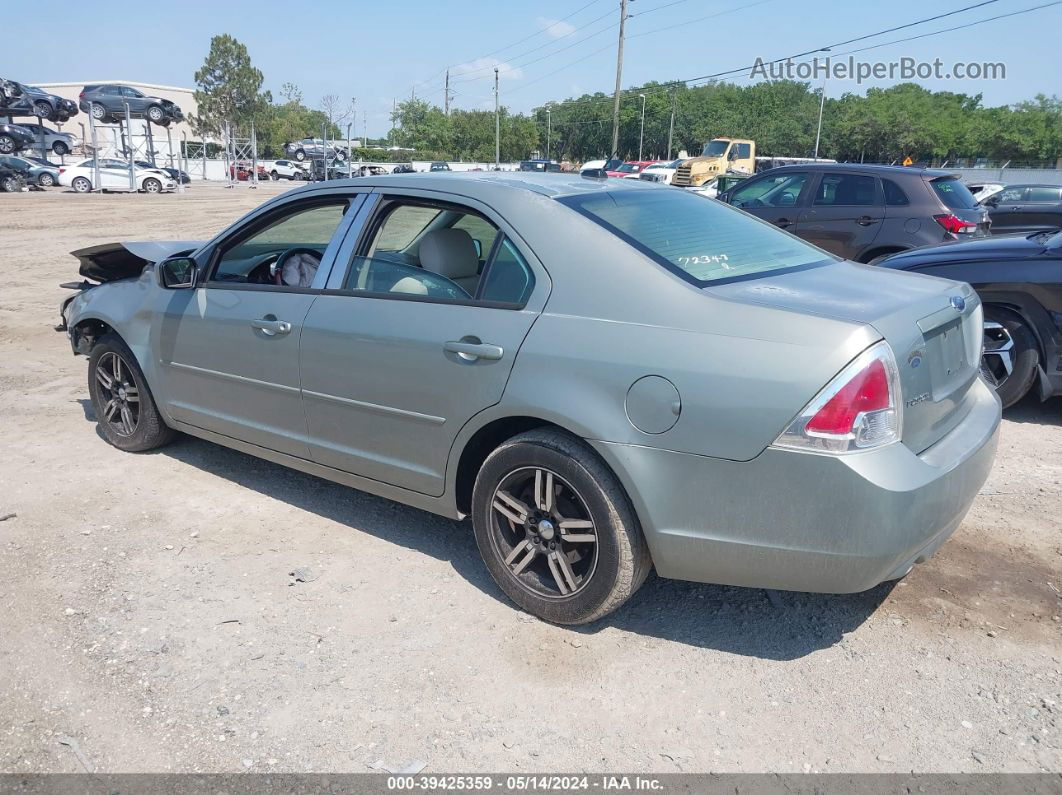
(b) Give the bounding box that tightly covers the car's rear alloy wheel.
[38,173,55,187]
[71,176,91,193]
[88,334,176,452]
[143,178,162,193]
[982,308,1040,407]
[53,141,69,156]
[472,429,651,624]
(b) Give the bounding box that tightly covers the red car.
[606,160,656,178]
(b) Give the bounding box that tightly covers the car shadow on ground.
[142,432,889,661]
[1004,393,1062,427]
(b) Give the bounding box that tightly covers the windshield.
[931,177,979,210]
[703,139,729,157]
[559,188,833,285]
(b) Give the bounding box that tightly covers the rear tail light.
[934,213,978,235]
[774,341,903,454]
[58,168,65,174]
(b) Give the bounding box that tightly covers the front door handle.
[775,217,793,228]
[856,215,879,226]
[444,340,504,361]
[251,317,292,337]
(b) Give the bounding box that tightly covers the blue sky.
[14,0,1061,136]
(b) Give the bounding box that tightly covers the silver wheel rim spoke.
[97,353,139,437]
[490,466,598,600]
[103,398,119,421]
[95,367,113,390]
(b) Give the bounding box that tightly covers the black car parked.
[78,85,184,126]
[880,230,1062,407]
[0,122,35,154]
[0,163,25,192]
[0,80,77,122]
[982,184,1062,234]
[717,164,991,263]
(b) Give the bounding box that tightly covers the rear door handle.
[251,318,292,336]
[775,217,793,228]
[444,340,504,361]
[856,216,879,226]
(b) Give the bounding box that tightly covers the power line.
[414,0,607,89]
[536,0,1034,112]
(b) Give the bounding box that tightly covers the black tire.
[293,149,306,161]
[0,135,15,154]
[471,429,651,625]
[983,306,1040,408]
[52,141,69,156]
[88,334,176,452]
[90,103,108,121]
[1,174,21,192]
[33,100,53,119]
[71,176,92,193]
[146,105,164,122]
[270,170,279,180]
[38,172,56,187]
[142,177,162,193]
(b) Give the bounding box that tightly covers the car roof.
[287,170,661,200]
[999,183,1061,189]
[763,162,956,179]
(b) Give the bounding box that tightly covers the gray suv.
[78,85,185,126]
[718,164,991,262]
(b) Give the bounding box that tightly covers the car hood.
[879,234,1046,269]
[71,240,202,282]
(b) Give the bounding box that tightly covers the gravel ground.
[0,184,1059,775]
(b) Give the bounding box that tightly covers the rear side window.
[559,188,832,285]
[882,179,909,206]
[931,177,978,210]
[813,174,878,206]
[1026,186,1061,202]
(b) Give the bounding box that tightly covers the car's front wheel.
[88,334,176,452]
[1,173,22,192]
[90,103,108,121]
[293,149,306,161]
[0,135,16,154]
[472,429,651,624]
[983,307,1040,408]
[52,141,69,156]
[71,176,92,193]
[142,177,162,193]
[33,100,53,118]
[146,105,165,122]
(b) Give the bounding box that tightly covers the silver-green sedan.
[61,173,1000,624]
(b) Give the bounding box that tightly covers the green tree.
[192,34,270,137]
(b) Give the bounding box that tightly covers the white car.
[13,123,80,156]
[267,159,309,180]
[968,182,1005,203]
[638,158,683,185]
[58,158,176,193]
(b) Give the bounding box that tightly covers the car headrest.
[419,228,479,280]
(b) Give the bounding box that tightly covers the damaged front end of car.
[58,241,201,351]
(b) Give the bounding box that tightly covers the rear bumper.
[591,378,1001,593]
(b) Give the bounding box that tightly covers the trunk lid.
[707,261,983,454]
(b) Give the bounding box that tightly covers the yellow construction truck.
[671,138,756,187]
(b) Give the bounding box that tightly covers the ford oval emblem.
[950,295,966,312]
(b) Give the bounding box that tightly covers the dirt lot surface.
[0,184,1059,774]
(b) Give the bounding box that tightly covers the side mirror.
[718,190,732,204]
[158,257,197,289]
[473,239,483,259]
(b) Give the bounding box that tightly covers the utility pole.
[494,67,500,169]
[545,106,551,162]
[638,93,646,161]
[610,0,628,159]
[667,89,676,160]
[444,69,451,116]
[813,47,831,161]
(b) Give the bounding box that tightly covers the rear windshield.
[931,177,979,210]
[559,188,833,285]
